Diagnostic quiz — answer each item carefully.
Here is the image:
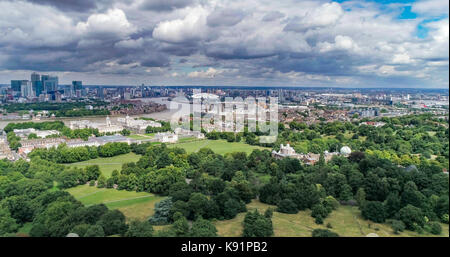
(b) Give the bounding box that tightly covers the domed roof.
[66,233,79,237]
[340,146,351,155]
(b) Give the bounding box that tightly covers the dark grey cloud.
[26,0,97,12]
[140,52,170,67]
[207,8,247,27]
[140,0,194,11]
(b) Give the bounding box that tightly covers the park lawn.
[127,134,152,140]
[177,137,197,143]
[169,139,269,155]
[115,196,167,221]
[69,152,141,178]
[214,200,449,237]
[66,184,164,221]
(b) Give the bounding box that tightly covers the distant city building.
[13,128,60,139]
[42,75,58,93]
[30,72,44,96]
[72,81,82,90]
[11,80,28,96]
[20,81,34,98]
[117,115,161,133]
[154,132,178,143]
[69,116,123,134]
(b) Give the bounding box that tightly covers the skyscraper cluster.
[9,73,83,101]
[11,72,59,99]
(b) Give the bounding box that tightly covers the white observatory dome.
[340,146,351,155]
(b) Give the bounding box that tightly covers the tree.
[172,214,189,237]
[0,208,19,236]
[312,229,339,237]
[97,175,106,188]
[120,129,131,136]
[223,199,244,219]
[85,165,101,181]
[391,220,405,234]
[125,220,154,237]
[187,193,209,219]
[384,193,402,218]
[1,195,33,224]
[428,221,442,235]
[356,188,366,206]
[149,198,173,225]
[396,205,426,230]
[96,210,128,236]
[361,201,386,223]
[277,199,298,214]
[311,203,331,224]
[146,166,185,195]
[84,225,105,237]
[242,210,273,237]
[190,217,218,237]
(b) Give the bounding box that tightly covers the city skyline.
[0,0,448,88]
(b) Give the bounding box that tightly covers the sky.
[0,0,448,88]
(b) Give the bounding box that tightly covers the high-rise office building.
[11,80,24,92]
[41,75,58,93]
[72,81,82,91]
[31,72,40,82]
[21,81,34,98]
[31,72,44,96]
[11,80,28,97]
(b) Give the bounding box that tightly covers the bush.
[323,196,339,211]
[312,229,339,237]
[311,203,331,224]
[390,220,405,234]
[89,180,95,187]
[84,225,105,237]
[441,214,449,224]
[429,222,442,235]
[106,178,114,188]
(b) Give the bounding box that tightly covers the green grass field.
[127,134,153,140]
[66,184,165,221]
[213,200,449,237]
[169,139,269,155]
[68,152,141,178]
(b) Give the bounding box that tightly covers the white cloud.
[0,1,77,47]
[76,9,136,39]
[392,53,412,64]
[412,0,449,16]
[188,67,223,78]
[318,35,358,52]
[152,6,210,43]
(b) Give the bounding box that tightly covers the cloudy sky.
[0,0,448,88]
